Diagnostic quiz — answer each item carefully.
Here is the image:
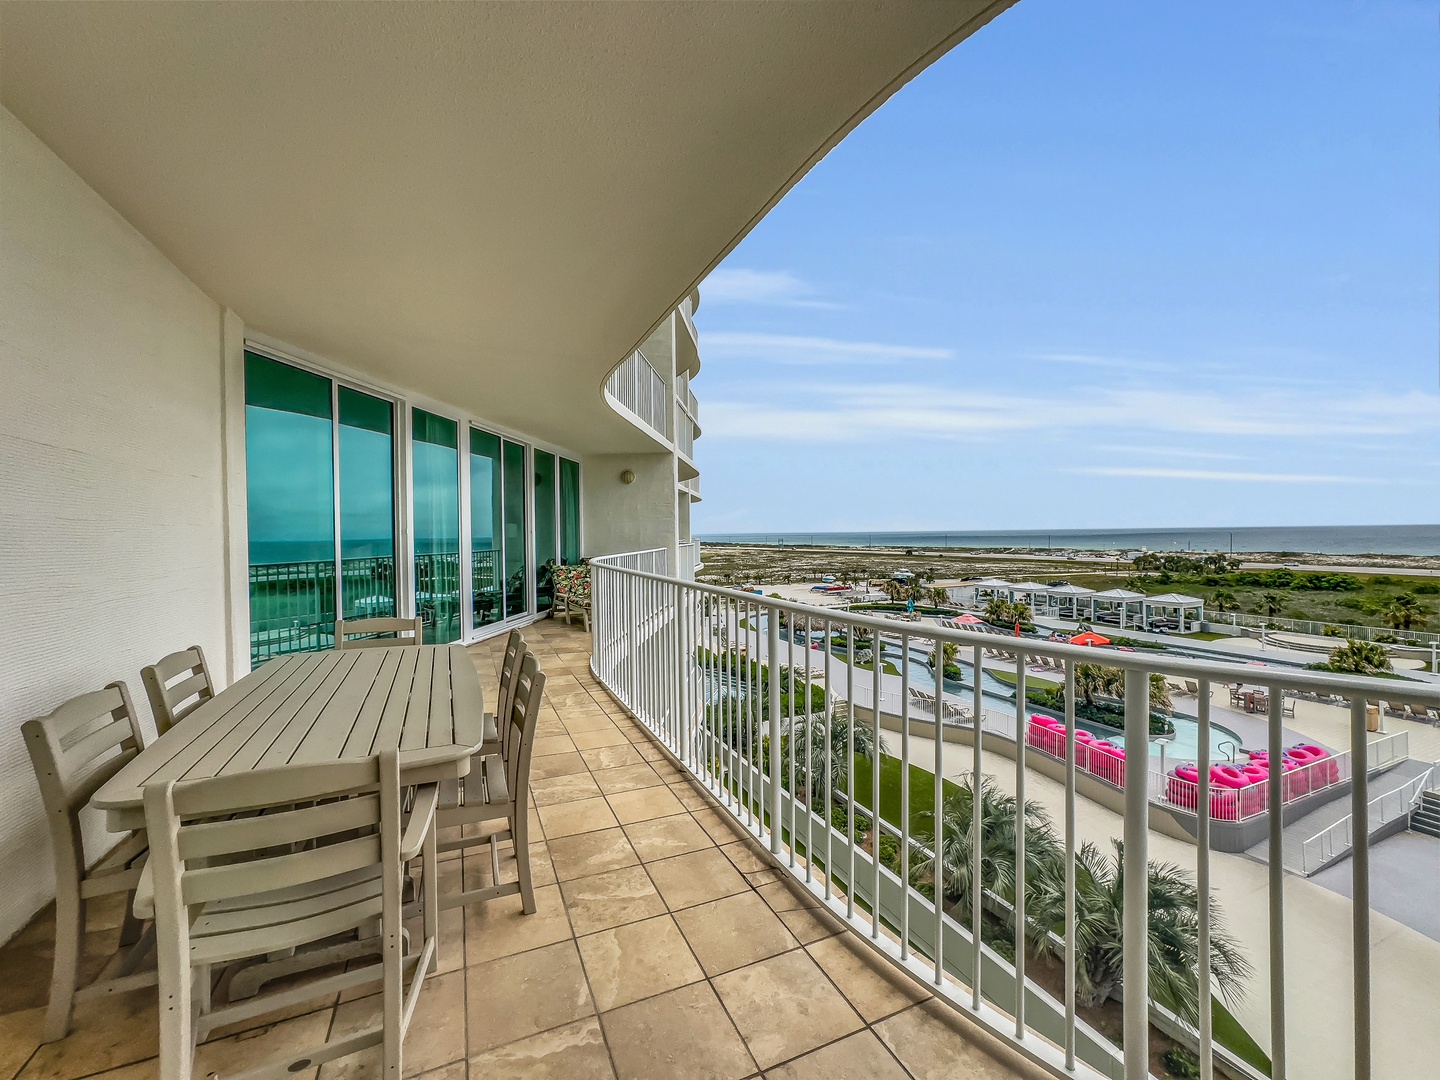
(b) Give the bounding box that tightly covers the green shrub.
[1161,1046,1201,1079]
[876,832,900,872]
[1322,624,1343,637]
[831,805,850,832]
[1415,582,1440,596]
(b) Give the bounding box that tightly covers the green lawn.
[849,752,967,839]
[990,669,1061,691]
[855,657,901,676]
[1182,631,1229,641]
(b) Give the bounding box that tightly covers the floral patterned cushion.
[552,562,591,605]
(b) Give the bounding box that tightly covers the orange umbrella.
[1070,631,1111,647]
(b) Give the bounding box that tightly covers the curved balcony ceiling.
[0,1,1012,454]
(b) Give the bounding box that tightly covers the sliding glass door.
[560,457,581,565]
[412,409,461,644]
[534,450,557,610]
[339,388,396,622]
[245,352,398,664]
[502,439,529,621]
[469,430,505,630]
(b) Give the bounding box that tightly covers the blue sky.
[692,0,1440,535]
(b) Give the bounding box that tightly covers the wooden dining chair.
[436,652,546,914]
[482,630,528,757]
[22,682,156,1043]
[335,616,425,650]
[137,749,439,1080]
[141,646,216,736]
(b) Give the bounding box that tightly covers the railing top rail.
[591,552,1440,705]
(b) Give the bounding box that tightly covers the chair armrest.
[132,860,155,921]
[400,783,440,861]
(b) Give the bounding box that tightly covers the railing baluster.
[1267,684,1287,1080]
[823,617,833,902]
[1013,650,1026,1038]
[787,616,797,868]
[1197,678,1213,1080]
[900,631,911,961]
[1122,668,1151,1080]
[846,622,856,921]
[971,642,983,1012]
[1350,695,1371,1080]
[805,613,815,884]
[872,632,882,940]
[1064,657,1077,1071]
[767,602,782,856]
[934,629,945,987]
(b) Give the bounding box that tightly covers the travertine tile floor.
[0,622,1043,1080]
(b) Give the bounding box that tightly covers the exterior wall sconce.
[620,469,635,485]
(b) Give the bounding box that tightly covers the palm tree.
[1053,840,1251,1027]
[930,639,958,671]
[931,587,950,608]
[1382,593,1425,630]
[1326,638,1391,675]
[1074,663,1123,707]
[914,778,1065,948]
[781,701,884,805]
[1259,592,1285,617]
[1211,589,1237,613]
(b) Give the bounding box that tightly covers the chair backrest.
[495,630,528,729]
[23,683,148,876]
[503,653,547,803]
[335,617,424,650]
[144,751,402,965]
[142,645,216,736]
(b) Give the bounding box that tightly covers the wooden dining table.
[94,644,486,832]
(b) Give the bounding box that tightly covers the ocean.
[696,524,1440,557]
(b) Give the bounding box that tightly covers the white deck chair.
[335,617,424,649]
[481,630,528,758]
[436,652,546,913]
[142,646,216,736]
[23,683,156,1043]
[137,750,438,1080]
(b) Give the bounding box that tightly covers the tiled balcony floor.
[0,621,1042,1080]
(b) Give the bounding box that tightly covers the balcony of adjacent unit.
[603,348,673,448]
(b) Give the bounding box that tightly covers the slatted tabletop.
[94,645,484,831]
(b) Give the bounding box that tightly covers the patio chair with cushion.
[23,683,156,1042]
[142,645,216,736]
[138,749,439,1080]
[551,562,591,632]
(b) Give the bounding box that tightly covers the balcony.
[587,552,1440,1080]
[0,619,1050,1080]
[603,349,672,446]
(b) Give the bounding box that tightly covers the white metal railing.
[676,368,700,422]
[588,550,1440,1080]
[677,540,701,582]
[1299,766,1437,875]
[603,349,671,441]
[677,413,695,460]
[1212,610,1440,648]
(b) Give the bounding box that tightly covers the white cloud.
[1066,466,1379,484]
[700,268,837,308]
[699,382,1440,444]
[702,332,953,365]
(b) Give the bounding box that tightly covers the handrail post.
[1122,668,1150,1080]
[768,603,782,856]
[1350,695,1371,1080]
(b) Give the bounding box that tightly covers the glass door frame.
[243,342,408,650]
[241,336,586,657]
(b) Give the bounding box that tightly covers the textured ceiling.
[0,1,1013,454]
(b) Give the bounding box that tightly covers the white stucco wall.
[580,452,678,568]
[0,108,228,942]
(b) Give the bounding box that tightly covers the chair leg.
[43,886,84,1043]
[119,890,144,948]
[422,825,439,974]
[513,803,535,915]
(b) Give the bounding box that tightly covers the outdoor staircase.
[1410,790,1440,839]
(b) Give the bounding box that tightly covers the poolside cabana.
[1090,587,1146,629]
[967,578,1013,605]
[1143,592,1205,633]
[1007,582,1051,615]
[1046,583,1095,620]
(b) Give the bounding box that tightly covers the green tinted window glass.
[413,408,460,643]
[469,428,504,629]
[560,458,581,564]
[244,352,335,663]
[534,451,557,610]
[502,440,528,618]
[339,387,395,620]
